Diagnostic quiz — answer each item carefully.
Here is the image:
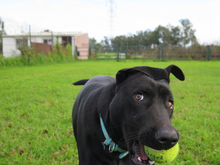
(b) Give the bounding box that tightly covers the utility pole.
[29,25,31,47]
[0,18,4,54]
[107,0,116,39]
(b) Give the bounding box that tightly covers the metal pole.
[1,22,3,53]
[117,45,119,62]
[29,25,31,47]
[164,45,166,60]
[158,45,160,60]
[206,45,211,61]
[72,36,75,58]
[51,32,53,45]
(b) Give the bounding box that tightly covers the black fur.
[72,65,185,165]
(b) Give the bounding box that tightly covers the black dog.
[72,65,185,165]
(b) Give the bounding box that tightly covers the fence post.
[94,46,97,58]
[117,45,119,62]
[158,45,160,60]
[125,47,127,59]
[199,45,201,59]
[164,45,166,60]
[89,46,91,57]
[206,45,211,61]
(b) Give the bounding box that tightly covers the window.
[44,39,52,45]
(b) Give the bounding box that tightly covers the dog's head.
[109,65,185,165]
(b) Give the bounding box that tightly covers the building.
[2,32,89,59]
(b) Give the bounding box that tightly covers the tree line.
[90,19,197,49]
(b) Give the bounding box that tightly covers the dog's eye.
[167,102,173,109]
[135,94,144,101]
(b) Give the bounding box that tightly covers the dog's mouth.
[131,142,155,165]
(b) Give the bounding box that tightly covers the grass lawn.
[0,60,219,165]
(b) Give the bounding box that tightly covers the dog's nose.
[156,129,179,150]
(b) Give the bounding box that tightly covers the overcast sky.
[0,0,220,44]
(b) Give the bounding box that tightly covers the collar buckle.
[109,143,116,153]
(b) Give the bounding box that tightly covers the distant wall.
[3,37,21,57]
[75,33,89,59]
[3,33,89,58]
[31,42,52,54]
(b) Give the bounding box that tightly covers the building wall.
[3,37,21,57]
[31,37,44,43]
[3,36,50,57]
[57,37,62,44]
[75,33,89,60]
[3,33,88,58]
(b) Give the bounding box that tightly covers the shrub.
[66,44,72,56]
[0,42,75,67]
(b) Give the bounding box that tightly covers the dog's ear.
[116,65,185,85]
[73,79,89,85]
[116,68,139,85]
[165,65,185,81]
[116,67,165,85]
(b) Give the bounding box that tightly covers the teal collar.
[99,114,129,159]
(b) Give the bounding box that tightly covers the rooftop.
[3,32,86,37]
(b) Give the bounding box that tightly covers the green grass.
[96,52,116,56]
[0,60,219,165]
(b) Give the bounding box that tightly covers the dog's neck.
[99,114,129,159]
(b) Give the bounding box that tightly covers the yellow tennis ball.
[144,143,179,164]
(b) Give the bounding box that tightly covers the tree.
[127,35,135,47]
[101,36,111,49]
[149,25,171,46]
[99,18,197,49]
[179,19,197,46]
[43,29,51,32]
[111,35,127,48]
[135,30,151,47]
[168,25,181,45]
[89,38,97,48]
[109,30,152,49]
[95,43,103,52]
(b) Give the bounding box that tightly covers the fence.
[31,42,52,54]
[76,45,220,61]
